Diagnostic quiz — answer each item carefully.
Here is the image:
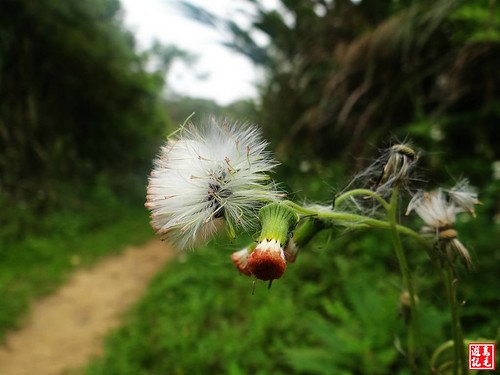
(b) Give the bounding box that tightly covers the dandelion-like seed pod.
[145,117,281,249]
[341,142,420,212]
[406,183,480,269]
[367,143,419,196]
[439,229,472,268]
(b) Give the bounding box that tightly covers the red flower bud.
[230,248,253,277]
[247,239,286,281]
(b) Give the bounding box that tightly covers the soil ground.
[0,239,172,375]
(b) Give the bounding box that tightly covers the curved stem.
[282,200,431,250]
[334,189,390,211]
[282,200,318,216]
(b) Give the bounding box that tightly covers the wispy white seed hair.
[406,190,458,229]
[376,144,420,193]
[145,117,281,248]
[446,179,480,217]
[406,187,477,268]
[342,142,420,214]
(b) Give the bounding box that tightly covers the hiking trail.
[0,239,173,375]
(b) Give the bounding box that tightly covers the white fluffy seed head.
[406,190,458,228]
[406,185,477,269]
[446,179,480,217]
[145,117,281,249]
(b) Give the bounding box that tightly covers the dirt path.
[0,239,173,375]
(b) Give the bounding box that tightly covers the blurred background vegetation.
[0,0,498,373]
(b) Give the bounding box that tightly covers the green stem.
[282,200,430,250]
[388,188,420,373]
[443,265,467,375]
[334,189,390,210]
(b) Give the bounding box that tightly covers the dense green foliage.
[0,0,170,339]
[0,0,169,201]
[182,0,499,174]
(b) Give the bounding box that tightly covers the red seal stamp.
[468,343,496,370]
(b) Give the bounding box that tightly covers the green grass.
[84,230,452,375]
[0,187,153,340]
